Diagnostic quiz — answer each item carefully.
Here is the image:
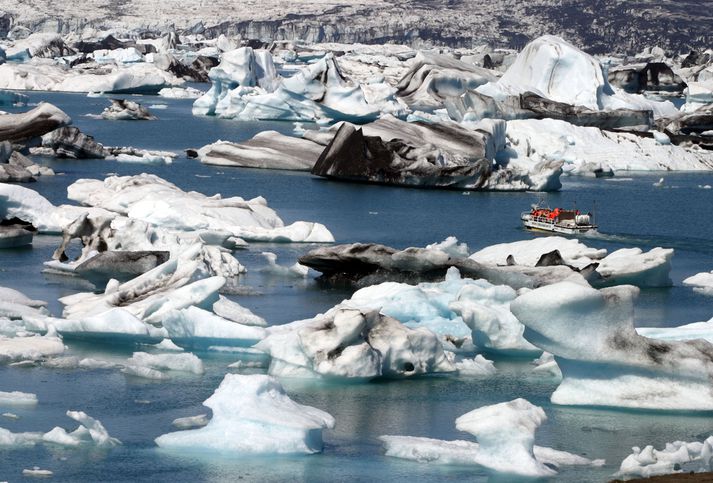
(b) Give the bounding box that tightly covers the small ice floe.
[0,390,38,407]
[511,282,713,410]
[2,412,19,420]
[22,467,53,478]
[699,184,712,189]
[155,374,335,454]
[653,177,665,187]
[171,414,209,430]
[260,252,309,278]
[42,410,121,448]
[449,353,496,376]
[380,398,604,477]
[615,436,713,478]
[101,99,156,120]
[683,270,713,296]
[125,351,204,376]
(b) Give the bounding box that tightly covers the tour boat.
[521,205,597,234]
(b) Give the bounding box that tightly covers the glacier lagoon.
[1,91,713,481]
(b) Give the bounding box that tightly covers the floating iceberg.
[470,237,673,288]
[162,306,266,350]
[66,174,334,243]
[101,99,157,120]
[349,267,537,353]
[155,374,335,454]
[511,282,713,410]
[381,398,603,477]
[198,131,324,171]
[504,118,713,175]
[683,269,713,295]
[616,436,713,478]
[194,47,398,122]
[43,410,120,448]
[256,307,454,380]
[0,332,65,364]
[0,391,38,407]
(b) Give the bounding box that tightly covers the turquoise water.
[1,91,713,481]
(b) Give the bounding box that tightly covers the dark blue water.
[1,91,713,482]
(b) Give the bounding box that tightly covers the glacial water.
[1,91,713,482]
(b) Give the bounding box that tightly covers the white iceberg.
[616,437,713,478]
[683,269,713,295]
[155,374,335,454]
[0,391,38,407]
[66,174,334,243]
[511,282,713,410]
[381,398,603,477]
[256,307,454,380]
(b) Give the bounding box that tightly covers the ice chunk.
[212,295,267,327]
[257,307,454,380]
[616,437,713,478]
[637,318,713,344]
[171,414,209,429]
[22,467,53,477]
[260,252,309,278]
[470,236,606,268]
[162,306,266,349]
[43,410,120,447]
[0,334,65,364]
[0,391,38,407]
[453,354,496,376]
[155,374,334,454]
[0,427,42,447]
[126,351,204,374]
[65,174,334,243]
[511,282,713,410]
[683,269,713,295]
[381,398,603,476]
[122,365,169,380]
[596,247,673,287]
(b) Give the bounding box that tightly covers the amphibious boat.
[521,205,597,234]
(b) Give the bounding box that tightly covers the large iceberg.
[66,174,334,243]
[381,398,603,477]
[194,47,398,122]
[155,374,335,454]
[256,307,454,380]
[470,237,673,287]
[349,267,537,353]
[511,282,713,410]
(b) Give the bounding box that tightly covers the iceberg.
[43,410,120,448]
[0,332,65,364]
[195,48,397,122]
[0,391,38,407]
[155,374,335,454]
[471,237,673,288]
[198,131,324,171]
[381,398,603,477]
[396,52,497,111]
[615,437,713,478]
[66,174,334,243]
[125,351,204,375]
[504,118,713,175]
[256,307,454,380]
[683,269,713,295]
[161,306,266,350]
[511,282,713,410]
[100,99,157,120]
[349,267,536,353]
